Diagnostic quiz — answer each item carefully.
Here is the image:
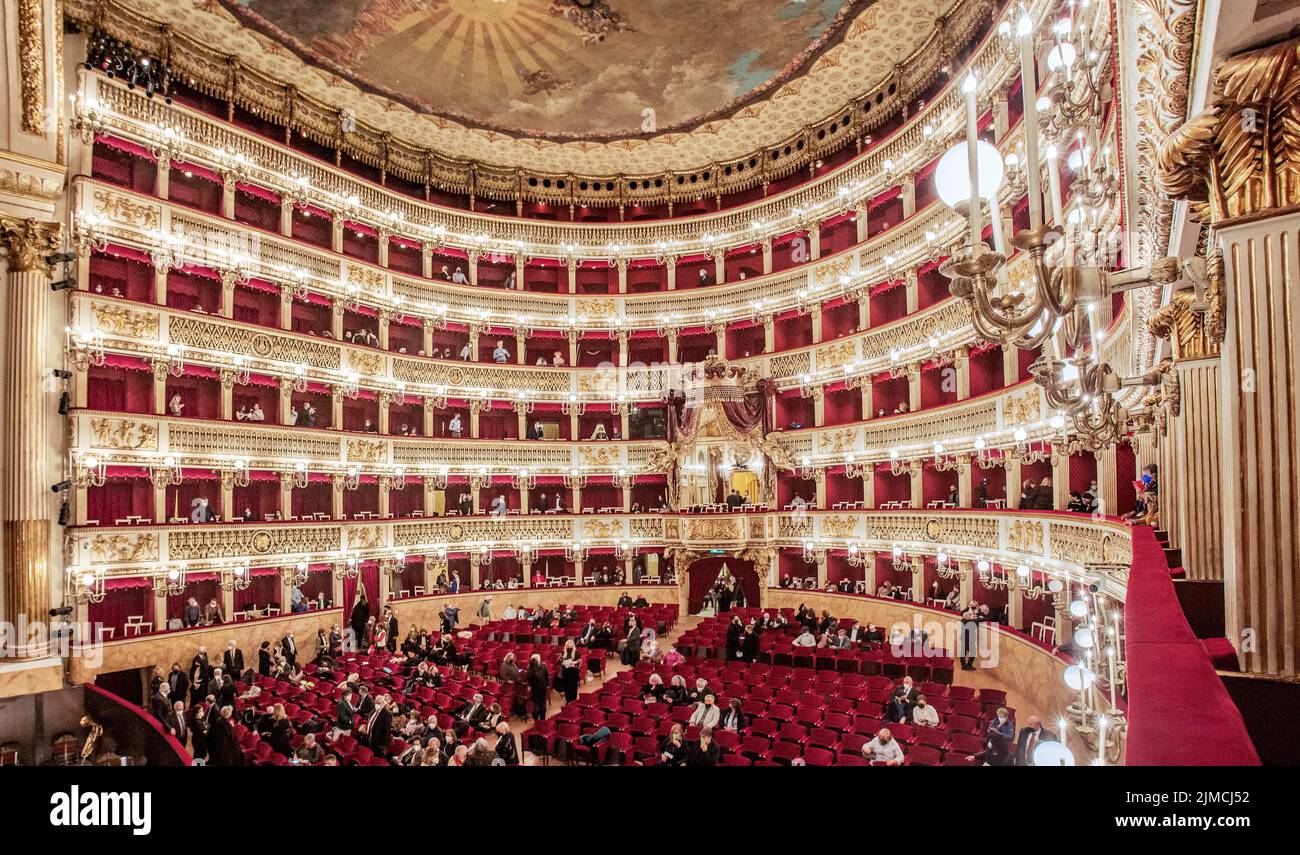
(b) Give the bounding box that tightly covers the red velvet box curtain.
[88,577,153,638]
[685,557,758,613]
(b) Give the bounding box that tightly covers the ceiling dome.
[218,0,862,140]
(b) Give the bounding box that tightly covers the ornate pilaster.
[0,216,61,659]
[1157,36,1300,675]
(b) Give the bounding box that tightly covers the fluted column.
[1218,212,1300,674]
[0,217,60,658]
[1172,357,1223,580]
[1155,36,1300,675]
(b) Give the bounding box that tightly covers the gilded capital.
[1157,37,1300,224]
[1146,292,1219,359]
[0,215,62,274]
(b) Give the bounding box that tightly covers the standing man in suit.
[280,630,298,668]
[355,685,375,721]
[336,688,357,735]
[222,640,244,679]
[385,607,398,653]
[165,700,188,748]
[206,667,225,700]
[1015,716,1058,765]
[150,683,171,726]
[360,695,392,757]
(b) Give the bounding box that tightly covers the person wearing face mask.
[987,706,1015,740]
[686,726,721,767]
[883,688,913,724]
[688,692,721,729]
[911,694,940,728]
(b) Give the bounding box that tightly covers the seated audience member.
[658,724,687,766]
[911,695,940,728]
[792,628,817,647]
[862,728,906,765]
[720,698,747,732]
[883,689,913,724]
[295,732,323,764]
[686,726,721,767]
[967,731,1015,766]
[642,673,667,703]
[453,693,489,736]
[987,706,1015,740]
[688,693,721,729]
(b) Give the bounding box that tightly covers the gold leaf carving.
[90,418,159,451]
[89,533,159,564]
[346,438,386,462]
[92,303,160,339]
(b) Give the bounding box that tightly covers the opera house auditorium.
[0,0,1295,776]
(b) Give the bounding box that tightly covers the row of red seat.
[525,659,1013,766]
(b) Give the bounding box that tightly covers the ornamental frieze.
[1002,388,1041,426]
[167,526,340,561]
[1007,519,1045,556]
[393,517,575,547]
[346,349,385,377]
[87,532,159,564]
[346,525,386,551]
[89,417,158,451]
[346,439,387,463]
[345,263,387,296]
[581,519,623,540]
[815,340,858,371]
[91,302,160,339]
[92,187,160,232]
[686,517,741,542]
[821,514,860,539]
[168,316,342,371]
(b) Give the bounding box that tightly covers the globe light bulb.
[935,142,1006,209]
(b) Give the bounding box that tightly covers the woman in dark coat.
[207,707,240,766]
[724,616,743,661]
[258,641,273,677]
[349,592,370,653]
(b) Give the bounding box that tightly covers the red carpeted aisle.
[1123,527,1258,765]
